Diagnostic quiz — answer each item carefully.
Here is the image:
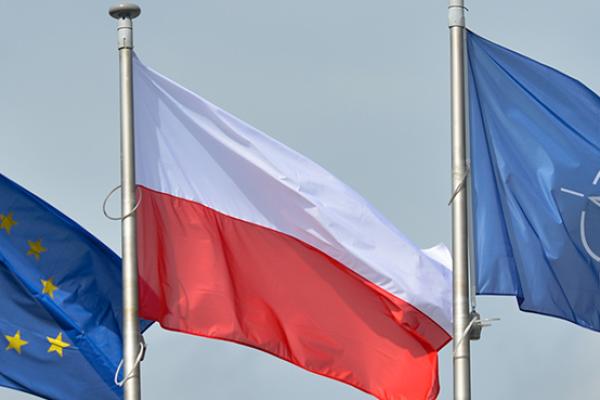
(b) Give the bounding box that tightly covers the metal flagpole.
[448,1,472,399]
[109,4,142,400]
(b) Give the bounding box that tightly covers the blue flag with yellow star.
[0,174,150,399]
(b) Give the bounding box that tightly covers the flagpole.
[449,1,472,399]
[109,4,142,400]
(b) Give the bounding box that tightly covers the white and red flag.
[132,55,452,400]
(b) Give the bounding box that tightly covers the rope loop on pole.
[114,339,146,387]
[102,185,142,221]
[448,162,471,206]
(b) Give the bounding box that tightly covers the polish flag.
[133,55,452,400]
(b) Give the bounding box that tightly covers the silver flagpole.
[109,4,142,400]
[449,1,471,399]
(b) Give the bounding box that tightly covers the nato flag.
[468,31,600,331]
[0,174,149,399]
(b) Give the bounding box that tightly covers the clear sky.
[1,1,599,399]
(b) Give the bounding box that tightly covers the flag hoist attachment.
[109,4,143,400]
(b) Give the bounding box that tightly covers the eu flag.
[0,174,149,399]
[468,31,600,331]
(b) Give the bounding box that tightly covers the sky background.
[1,1,599,399]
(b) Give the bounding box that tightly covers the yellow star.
[0,212,17,234]
[47,332,70,357]
[41,278,58,299]
[27,239,47,261]
[4,330,28,354]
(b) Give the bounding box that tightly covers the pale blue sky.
[1,1,599,399]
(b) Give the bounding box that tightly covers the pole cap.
[109,3,141,19]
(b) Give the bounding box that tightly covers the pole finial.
[109,3,141,19]
[109,3,140,50]
[448,0,466,28]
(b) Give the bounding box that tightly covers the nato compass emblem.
[560,170,600,262]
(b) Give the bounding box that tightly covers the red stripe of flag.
[137,186,450,400]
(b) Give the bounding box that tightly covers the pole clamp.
[116,17,134,49]
[453,311,499,357]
